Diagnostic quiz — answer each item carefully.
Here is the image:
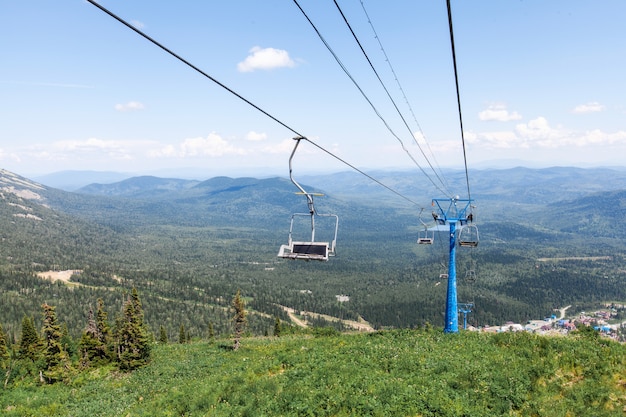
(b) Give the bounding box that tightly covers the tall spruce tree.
[18,316,41,362]
[232,289,247,351]
[95,298,113,357]
[115,288,150,371]
[158,325,168,344]
[0,323,8,366]
[179,324,186,344]
[41,303,71,383]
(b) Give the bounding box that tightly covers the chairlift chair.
[417,228,435,245]
[277,211,338,261]
[277,136,339,262]
[416,208,435,244]
[458,224,479,247]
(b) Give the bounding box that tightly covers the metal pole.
[444,220,459,333]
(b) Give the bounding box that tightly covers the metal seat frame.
[277,137,339,262]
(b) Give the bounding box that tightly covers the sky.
[1,0,625,181]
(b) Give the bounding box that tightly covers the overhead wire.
[292,0,451,198]
[331,0,451,197]
[446,0,472,200]
[358,0,450,193]
[85,0,424,209]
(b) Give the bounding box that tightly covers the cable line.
[446,0,472,200]
[292,0,451,198]
[358,0,450,193]
[86,0,424,209]
[85,0,304,139]
[332,0,451,197]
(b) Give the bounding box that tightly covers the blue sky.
[1,0,625,179]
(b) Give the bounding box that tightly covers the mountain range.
[1,166,625,337]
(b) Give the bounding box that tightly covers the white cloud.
[55,138,135,159]
[478,105,522,122]
[246,131,267,141]
[572,101,605,114]
[115,101,145,112]
[149,133,246,158]
[237,46,296,72]
[468,116,626,153]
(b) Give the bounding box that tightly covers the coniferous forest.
[1,167,626,415]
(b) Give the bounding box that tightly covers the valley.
[0,167,626,342]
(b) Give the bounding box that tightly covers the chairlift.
[277,137,339,262]
[465,269,476,283]
[416,208,435,245]
[417,228,434,245]
[458,224,479,247]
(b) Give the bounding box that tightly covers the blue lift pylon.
[458,303,473,330]
[432,197,476,333]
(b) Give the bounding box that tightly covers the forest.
[1,167,626,341]
[1,167,626,414]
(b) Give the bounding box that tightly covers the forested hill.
[1,167,626,342]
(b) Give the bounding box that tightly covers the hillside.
[2,330,625,416]
[1,167,626,341]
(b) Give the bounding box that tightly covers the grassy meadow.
[2,328,625,416]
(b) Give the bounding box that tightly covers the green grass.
[2,330,625,416]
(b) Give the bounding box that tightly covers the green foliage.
[114,289,151,371]
[0,322,8,366]
[273,317,282,337]
[41,303,72,383]
[178,324,186,344]
[18,316,41,362]
[1,330,625,416]
[232,289,247,351]
[158,325,168,344]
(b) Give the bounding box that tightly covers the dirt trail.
[278,305,375,332]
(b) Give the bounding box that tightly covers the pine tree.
[41,303,71,383]
[18,316,41,362]
[60,323,76,359]
[95,298,113,358]
[179,324,186,344]
[273,317,282,337]
[115,288,150,371]
[232,289,247,351]
[208,322,215,341]
[79,305,111,367]
[158,325,168,344]
[0,323,8,367]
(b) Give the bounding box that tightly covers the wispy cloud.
[115,101,145,112]
[478,104,522,122]
[468,116,626,150]
[246,131,267,142]
[572,101,605,114]
[149,133,246,158]
[237,46,296,72]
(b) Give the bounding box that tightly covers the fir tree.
[115,288,150,371]
[0,323,8,366]
[60,323,76,359]
[273,317,282,337]
[208,322,215,341]
[232,289,247,351]
[79,305,110,367]
[179,324,186,344]
[95,298,113,357]
[18,316,41,362]
[41,303,71,383]
[158,325,168,344]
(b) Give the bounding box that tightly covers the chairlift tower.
[458,303,473,330]
[432,197,475,333]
